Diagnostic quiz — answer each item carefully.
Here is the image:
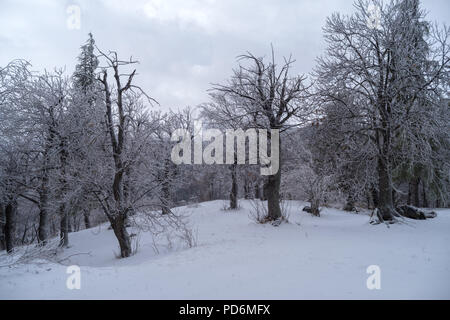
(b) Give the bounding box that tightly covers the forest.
[0,1,449,299]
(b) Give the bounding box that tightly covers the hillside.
[1,200,449,299]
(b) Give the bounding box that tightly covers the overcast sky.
[1,0,449,109]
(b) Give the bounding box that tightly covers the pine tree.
[73,33,99,93]
[70,33,100,232]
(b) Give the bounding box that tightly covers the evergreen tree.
[73,33,99,93]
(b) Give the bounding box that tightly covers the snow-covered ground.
[1,200,449,299]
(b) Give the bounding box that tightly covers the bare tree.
[201,93,254,210]
[94,49,157,257]
[211,48,311,222]
[152,109,193,214]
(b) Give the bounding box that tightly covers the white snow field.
[0,200,449,300]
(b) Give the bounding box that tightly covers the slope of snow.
[1,200,449,299]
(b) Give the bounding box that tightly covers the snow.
[1,200,449,299]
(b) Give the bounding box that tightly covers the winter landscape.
[1,201,450,299]
[1,0,449,301]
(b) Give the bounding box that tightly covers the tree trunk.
[0,204,6,251]
[411,177,420,207]
[407,182,412,205]
[435,198,441,208]
[230,164,238,210]
[422,179,429,208]
[243,176,251,199]
[21,221,28,245]
[4,199,17,253]
[371,186,379,208]
[59,149,69,247]
[376,157,397,221]
[254,183,261,200]
[310,199,321,217]
[83,209,91,229]
[392,188,397,207]
[366,192,371,209]
[38,168,50,245]
[265,168,282,221]
[59,203,69,247]
[111,215,132,258]
[161,161,172,215]
[209,181,214,201]
[243,184,249,200]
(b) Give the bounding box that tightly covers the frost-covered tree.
[312,96,378,211]
[0,60,32,252]
[70,33,102,229]
[315,0,449,222]
[0,61,76,247]
[93,48,173,257]
[201,93,257,210]
[212,49,311,222]
[73,33,99,93]
[150,108,193,214]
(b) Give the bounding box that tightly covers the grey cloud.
[1,0,449,109]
